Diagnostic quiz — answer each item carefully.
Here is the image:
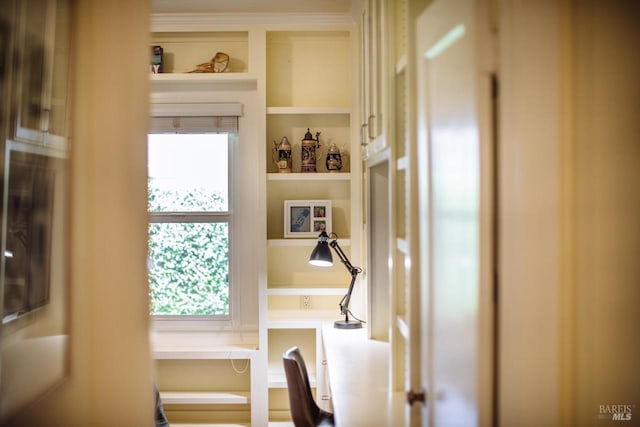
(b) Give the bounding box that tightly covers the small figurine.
[150,45,163,73]
[188,52,229,73]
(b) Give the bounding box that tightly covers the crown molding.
[151,12,356,31]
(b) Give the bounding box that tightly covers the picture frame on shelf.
[284,200,332,238]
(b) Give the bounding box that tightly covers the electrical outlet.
[301,295,311,310]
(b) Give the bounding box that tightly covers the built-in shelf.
[151,72,253,81]
[160,391,250,405]
[267,238,351,247]
[266,287,345,296]
[150,73,258,92]
[267,172,351,181]
[153,344,257,360]
[268,371,316,389]
[267,106,351,115]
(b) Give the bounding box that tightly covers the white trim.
[151,13,355,32]
[150,102,242,117]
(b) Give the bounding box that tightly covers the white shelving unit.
[264,28,358,423]
[153,341,256,425]
[149,14,360,427]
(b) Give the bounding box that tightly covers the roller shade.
[150,103,242,133]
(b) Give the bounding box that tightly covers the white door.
[415,0,494,425]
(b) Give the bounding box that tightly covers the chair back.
[282,346,334,427]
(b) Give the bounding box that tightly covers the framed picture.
[284,200,332,238]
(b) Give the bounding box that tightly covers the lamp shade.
[309,231,333,267]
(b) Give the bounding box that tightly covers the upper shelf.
[150,72,258,92]
[267,107,351,115]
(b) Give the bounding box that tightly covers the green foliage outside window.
[148,183,229,315]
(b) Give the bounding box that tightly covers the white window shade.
[150,103,242,133]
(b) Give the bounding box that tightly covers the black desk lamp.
[309,231,363,329]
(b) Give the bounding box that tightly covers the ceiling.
[150,0,355,14]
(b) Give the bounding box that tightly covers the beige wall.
[5,1,154,425]
[499,1,564,424]
[572,0,640,424]
[500,0,640,426]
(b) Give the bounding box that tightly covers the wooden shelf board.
[160,391,250,405]
[268,371,316,389]
[153,344,257,360]
[151,72,254,82]
[268,238,350,247]
[267,106,351,115]
[267,287,345,296]
[150,73,257,92]
[267,172,351,181]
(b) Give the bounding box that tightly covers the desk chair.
[283,346,335,427]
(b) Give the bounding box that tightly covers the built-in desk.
[322,324,406,426]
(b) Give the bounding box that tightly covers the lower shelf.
[161,391,250,405]
[268,371,316,389]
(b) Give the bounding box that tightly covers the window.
[147,133,231,317]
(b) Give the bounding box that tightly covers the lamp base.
[334,319,363,329]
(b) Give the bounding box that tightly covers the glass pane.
[148,222,229,316]
[19,0,47,132]
[148,133,228,212]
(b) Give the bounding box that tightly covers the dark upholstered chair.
[283,346,335,427]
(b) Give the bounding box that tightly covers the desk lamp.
[309,231,363,329]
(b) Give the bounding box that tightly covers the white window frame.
[148,103,241,331]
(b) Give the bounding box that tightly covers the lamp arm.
[337,271,358,315]
[330,240,361,315]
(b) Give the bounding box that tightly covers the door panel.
[416,0,494,425]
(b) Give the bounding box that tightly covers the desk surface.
[322,324,406,427]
